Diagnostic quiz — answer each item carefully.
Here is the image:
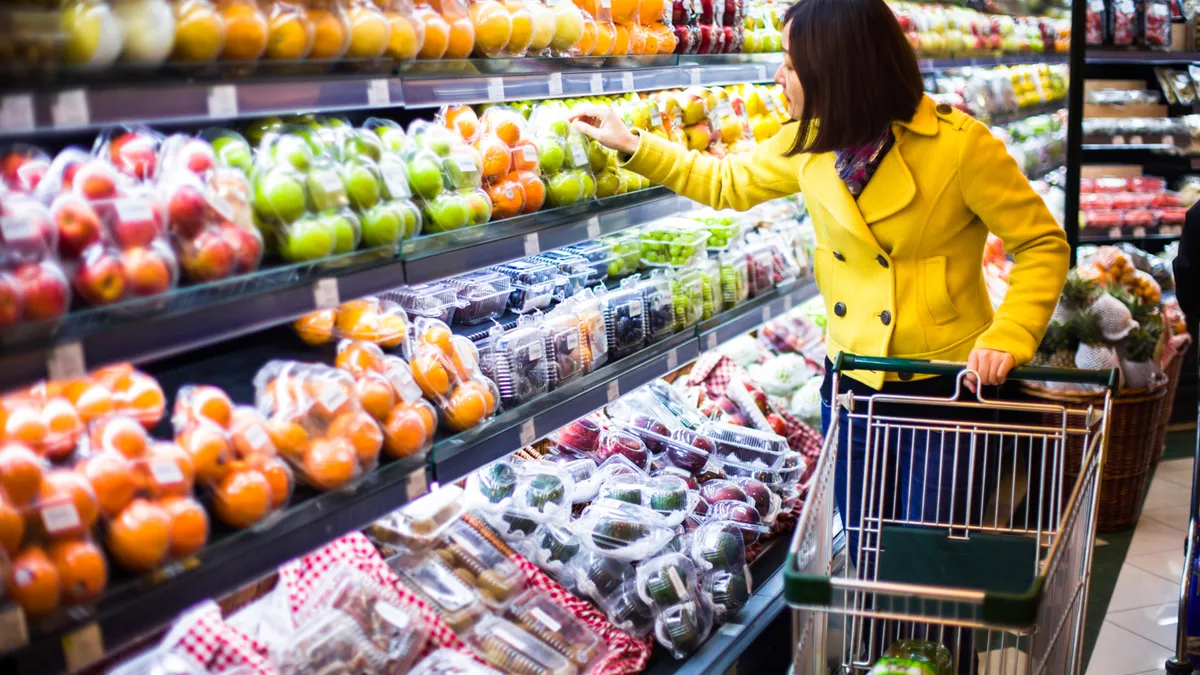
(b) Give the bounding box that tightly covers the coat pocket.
[923,256,960,325]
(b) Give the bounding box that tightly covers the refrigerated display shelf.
[1086,49,1200,65]
[985,100,1065,127]
[0,274,819,675]
[0,187,689,392]
[0,53,1071,137]
[1079,228,1182,243]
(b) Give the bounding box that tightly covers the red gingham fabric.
[685,352,747,399]
[164,601,273,674]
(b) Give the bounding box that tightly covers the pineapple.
[1119,325,1162,389]
[1052,272,1100,324]
[1039,322,1076,369]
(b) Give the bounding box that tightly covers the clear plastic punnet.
[594,425,652,471]
[668,267,704,332]
[385,282,466,324]
[655,596,715,658]
[636,552,699,611]
[595,472,698,525]
[574,499,677,560]
[535,250,594,301]
[592,576,655,636]
[541,311,585,389]
[570,548,638,607]
[435,519,526,608]
[466,614,579,675]
[507,587,610,671]
[532,523,584,574]
[447,270,513,326]
[367,484,465,552]
[627,274,676,345]
[563,239,616,287]
[690,519,747,574]
[410,318,500,432]
[694,498,770,544]
[639,221,710,269]
[468,460,576,538]
[479,315,552,406]
[696,420,788,469]
[385,547,489,633]
[551,288,608,373]
[549,415,603,456]
[602,230,642,279]
[494,259,560,314]
[598,284,646,360]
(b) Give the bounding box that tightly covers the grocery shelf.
[1079,227,1182,243]
[1085,49,1200,65]
[0,188,692,393]
[986,100,1066,127]
[0,451,431,675]
[696,275,822,352]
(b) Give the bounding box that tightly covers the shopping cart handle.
[833,353,1118,388]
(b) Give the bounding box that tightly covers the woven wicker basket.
[1022,378,1168,532]
[1152,337,1191,465]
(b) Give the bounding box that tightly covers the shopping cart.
[784,354,1117,675]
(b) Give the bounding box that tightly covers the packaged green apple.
[527,103,596,208]
[199,128,256,176]
[402,120,491,234]
[0,193,72,326]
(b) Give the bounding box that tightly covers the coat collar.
[895,94,940,137]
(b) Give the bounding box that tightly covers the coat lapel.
[800,152,878,247]
[856,134,915,224]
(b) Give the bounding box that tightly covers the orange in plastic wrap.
[442,381,489,432]
[76,452,136,519]
[177,422,233,484]
[106,498,171,573]
[576,17,597,55]
[264,0,316,59]
[444,104,480,141]
[266,419,310,459]
[356,373,398,421]
[488,180,525,220]
[0,497,24,557]
[48,539,107,604]
[382,5,424,60]
[90,415,149,459]
[218,0,270,61]
[7,545,61,619]
[412,350,452,398]
[416,5,451,58]
[69,382,117,423]
[186,385,235,428]
[327,411,383,468]
[637,0,662,23]
[248,455,293,508]
[345,0,392,58]
[477,135,512,180]
[294,309,336,346]
[627,21,646,53]
[505,0,535,54]
[612,22,629,54]
[593,20,615,55]
[383,402,435,458]
[303,438,358,490]
[140,442,196,499]
[38,470,99,540]
[609,0,636,24]
[172,0,227,62]
[3,404,48,449]
[159,495,209,559]
[469,0,512,55]
[336,340,387,377]
[116,374,167,429]
[445,16,475,57]
[0,442,44,507]
[645,21,672,53]
[510,170,545,213]
[213,469,272,528]
[308,1,351,60]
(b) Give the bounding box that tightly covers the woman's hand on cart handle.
[570,105,640,156]
[966,348,1015,392]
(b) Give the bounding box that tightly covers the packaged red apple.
[410,318,500,432]
[402,119,491,234]
[670,0,699,53]
[253,360,382,491]
[157,162,264,282]
[1109,0,1135,45]
[695,0,725,54]
[0,193,71,326]
[527,103,595,208]
[90,194,182,301]
[1,145,52,194]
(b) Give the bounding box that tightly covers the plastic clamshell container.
[494,260,559,314]
[563,240,617,285]
[533,523,584,575]
[639,225,710,268]
[367,485,465,552]
[601,230,642,278]
[697,499,772,545]
[718,252,751,308]
[636,553,699,610]
[654,598,715,659]
[387,283,465,324]
[549,416,603,456]
[408,648,506,675]
[466,459,521,507]
[466,615,579,675]
[744,244,776,297]
[507,588,610,670]
[593,577,655,637]
[697,421,790,469]
[629,275,675,344]
[486,322,551,406]
[448,271,513,325]
[470,460,577,536]
[276,608,393,673]
[385,549,488,632]
[731,476,784,525]
[541,313,585,389]
[575,500,677,560]
[690,519,748,573]
[669,268,705,331]
[595,473,699,527]
[435,520,526,610]
[697,258,724,320]
[698,218,744,252]
[535,251,593,300]
[570,548,637,606]
[572,454,643,502]
[599,286,646,359]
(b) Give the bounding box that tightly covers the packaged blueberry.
[385,283,466,325]
[493,260,559,314]
[626,274,675,344]
[563,239,617,285]
[718,251,750,308]
[541,312,585,389]
[447,271,513,326]
[535,251,593,300]
[482,317,551,406]
[636,553,700,611]
[598,286,647,359]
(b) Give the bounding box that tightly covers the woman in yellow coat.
[573,0,1068,660]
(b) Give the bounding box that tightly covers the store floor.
[1084,429,1197,675]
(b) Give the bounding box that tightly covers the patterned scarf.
[834,129,895,197]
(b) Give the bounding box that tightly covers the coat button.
[833,251,845,262]
[936,103,953,114]
[880,310,892,326]
[876,254,889,268]
[899,371,913,381]
[834,302,846,317]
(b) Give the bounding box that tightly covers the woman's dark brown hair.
[784,0,924,154]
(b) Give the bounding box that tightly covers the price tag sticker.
[367,79,391,106]
[764,95,776,113]
[690,68,703,86]
[42,502,81,537]
[52,90,89,129]
[761,306,771,324]
[601,0,611,7]
[719,622,745,638]
[569,142,588,167]
[116,198,153,224]
[621,71,635,92]
[207,85,238,119]
[667,349,678,371]
[63,622,104,674]
[522,145,538,163]
[0,605,28,652]
[1108,227,1122,238]
[756,65,768,81]
[381,164,411,199]
[313,277,340,309]
[487,77,505,102]
[406,470,427,500]
[520,419,537,445]
[606,379,620,402]
[47,342,86,381]
[1133,226,1147,237]
[591,73,604,94]
[548,72,564,97]
[0,95,35,133]
[1162,135,1173,146]
[649,104,663,128]
[784,294,794,312]
[0,215,33,242]
[530,607,563,632]
[586,216,601,239]
[705,332,718,350]
[523,232,540,256]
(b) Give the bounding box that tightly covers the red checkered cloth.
[276,532,479,662]
[162,601,274,674]
[685,352,746,399]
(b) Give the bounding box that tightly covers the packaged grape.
[602,230,643,278]
[549,416,603,456]
[626,274,675,345]
[465,614,579,675]
[527,103,595,207]
[368,485,465,553]
[689,212,742,251]
[596,472,698,525]
[541,311,585,388]
[386,282,467,324]
[447,270,513,325]
[598,285,645,359]
[507,588,610,670]
[563,239,616,286]
[718,250,749,308]
[535,250,594,300]
[667,267,704,332]
[478,318,550,406]
[696,257,723,320]
[386,547,489,632]
[434,519,526,608]
[494,259,559,313]
[592,576,655,636]
[655,596,714,658]
[574,499,677,560]
[639,222,710,268]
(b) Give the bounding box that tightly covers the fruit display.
[1079,174,1188,235]
[890,1,1069,56]
[928,63,1067,119]
[293,294,411,348]
[400,119,490,234]
[526,103,597,209]
[333,340,438,458]
[409,318,501,432]
[1086,0,1168,47]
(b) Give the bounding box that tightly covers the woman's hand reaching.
[965,348,1015,393]
[570,104,640,155]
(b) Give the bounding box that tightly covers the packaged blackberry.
[540,312,585,389]
[598,285,647,359]
[696,421,789,469]
[690,519,748,575]
[433,519,526,610]
[493,259,560,314]
[385,282,466,325]
[367,485,465,552]
[655,597,715,659]
[447,270,513,326]
[1110,0,1136,44]
[409,649,506,675]
[385,547,490,633]
[636,553,700,612]
[465,615,579,675]
[668,267,705,332]
[574,499,678,560]
[626,274,676,345]
[479,317,551,406]
[563,239,617,286]
[534,250,593,300]
[506,588,611,672]
[592,576,655,637]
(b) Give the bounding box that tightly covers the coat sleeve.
[1175,203,1200,320]
[620,124,803,212]
[959,120,1070,365]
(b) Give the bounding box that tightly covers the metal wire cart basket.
[784,355,1117,675]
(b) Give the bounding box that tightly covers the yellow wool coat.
[623,94,1070,389]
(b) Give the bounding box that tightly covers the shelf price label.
[62,622,104,674]
[755,65,768,81]
[784,294,794,312]
[0,95,35,133]
[406,470,427,500]
[367,79,391,106]
[621,71,634,92]
[52,90,89,129]
[761,306,771,324]
[586,216,601,239]
[47,342,86,381]
[606,379,620,402]
[666,348,678,371]
[548,72,564,97]
[523,232,540,256]
[486,77,505,102]
[0,605,28,652]
[690,68,703,86]
[705,332,717,350]
[313,278,340,310]
[520,419,537,445]
[590,73,604,94]
[1133,226,1147,237]
[207,85,239,119]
